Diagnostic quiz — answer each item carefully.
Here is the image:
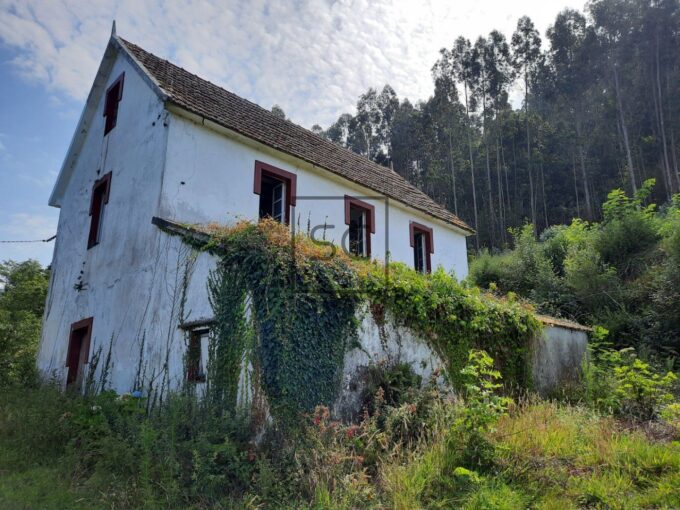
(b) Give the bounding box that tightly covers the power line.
[0,235,56,244]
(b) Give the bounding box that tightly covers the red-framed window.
[103,72,125,135]
[344,195,375,258]
[88,172,112,249]
[66,317,93,389]
[409,221,434,273]
[253,160,297,224]
[186,328,209,383]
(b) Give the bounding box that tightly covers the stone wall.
[332,310,589,417]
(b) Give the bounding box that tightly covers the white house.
[37,28,474,395]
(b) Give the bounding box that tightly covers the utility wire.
[0,235,56,244]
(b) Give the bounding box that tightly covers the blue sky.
[0,0,580,266]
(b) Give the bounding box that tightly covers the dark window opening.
[88,172,111,249]
[253,161,297,224]
[348,205,367,256]
[66,318,93,390]
[414,232,427,272]
[259,174,286,222]
[187,328,209,383]
[344,196,375,258]
[409,221,434,273]
[104,73,124,135]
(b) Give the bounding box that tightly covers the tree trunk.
[496,112,506,244]
[464,82,479,251]
[613,63,637,193]
[575,117,593,219]
[525,72,536,230]
[482,92,496,246]
[448,127,458,216]
[655,33,675,196]
[651,66,672,196]
[572,152,581,218]
[540,160,548,229]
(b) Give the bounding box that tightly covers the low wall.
[332,310,589,417]
[531,324,589,395]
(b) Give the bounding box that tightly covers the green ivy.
[202,221,361,423]
[168,219,541,421]
[361,262,541,389]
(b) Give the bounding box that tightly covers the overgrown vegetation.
[182,218,540,423]
[470,182,680,355]
[1,348,678,509]
[1,212,679,507]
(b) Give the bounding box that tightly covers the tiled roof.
[119,38,473,233]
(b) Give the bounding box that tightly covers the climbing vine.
[361,262,541,389]
[167,218,541,422]
[200,220,361,422]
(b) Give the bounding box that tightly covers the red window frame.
[409,221,434,273]
[103,72,125,135]
[65,317,93,388]
[344,195,375,258]
[88,172,112,249]
[253,160,297,224]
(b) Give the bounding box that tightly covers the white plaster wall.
[38,50,180,393]
[334,306,448,419]
[160,114,469,279]
[40,47,471,398]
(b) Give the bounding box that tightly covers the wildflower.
[91,405,102,412]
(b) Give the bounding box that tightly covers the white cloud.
[0,0,583,128]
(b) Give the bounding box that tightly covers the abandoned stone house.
[37,28,482,395]
[38,28,588,408]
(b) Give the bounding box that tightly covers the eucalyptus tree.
[432,47,465,214]
[511,15,542,229]
[589,0,639,193]
[640,0,680,197]
[485,30,513,242]
[446,37,480,248]
[547,8,596,219]
[471,36,498,244]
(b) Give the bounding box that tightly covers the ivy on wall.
[161,217,541,420]
[199,220,361,422]
[361,262,541,389]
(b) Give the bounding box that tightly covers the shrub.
[446,350,512,471]
[581,333,678,420]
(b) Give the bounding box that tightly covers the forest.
[314,0,680,250]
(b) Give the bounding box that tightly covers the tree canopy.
[317,0,680,250]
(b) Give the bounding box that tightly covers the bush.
[446,350,512,471]
[468,183,680,354]
[581,332,678,420]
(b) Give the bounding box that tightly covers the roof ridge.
[117,37,473,233]
[120,37,341,146]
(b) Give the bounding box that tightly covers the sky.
[0,0,583,266]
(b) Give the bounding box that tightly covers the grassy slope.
[1,389,678,509]
[380,402,680,510]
